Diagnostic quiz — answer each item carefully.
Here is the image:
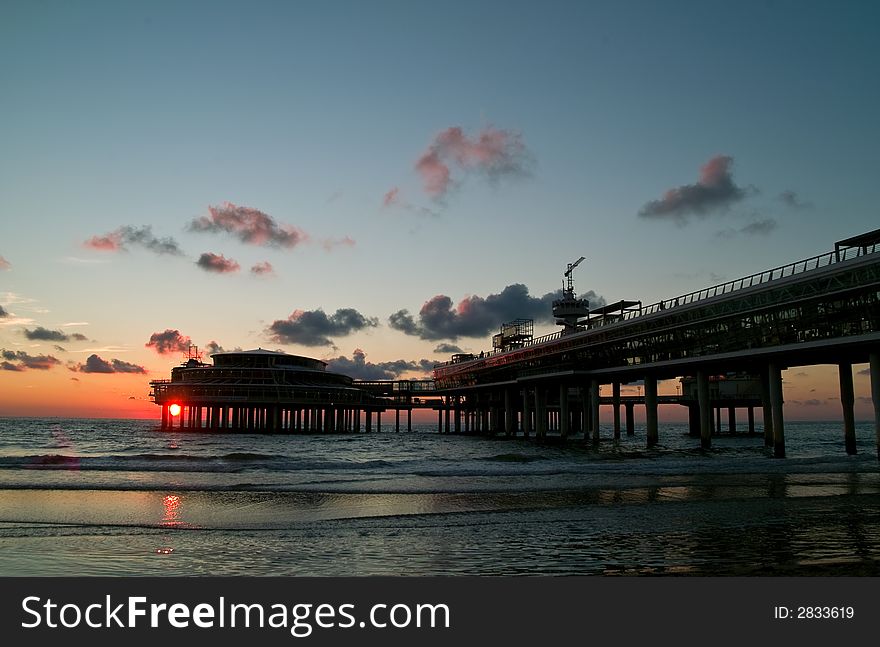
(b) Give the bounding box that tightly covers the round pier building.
[150,349,380,432]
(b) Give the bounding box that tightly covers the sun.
[169,404,181,417]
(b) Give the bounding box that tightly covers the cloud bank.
[1,349,62,370]
[267,308,379,347]
[389,284,603,341]
[76,354,148,374]
[325,349,434,380]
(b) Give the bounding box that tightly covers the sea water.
[0,417,878,575]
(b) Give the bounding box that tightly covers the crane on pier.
[552,256,590,334]
[564,256,586,293]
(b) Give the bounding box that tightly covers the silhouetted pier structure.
[149,350,441,434]
[433,230,880,458]
[150,230,880,459]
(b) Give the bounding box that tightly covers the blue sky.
[1,0,878,416]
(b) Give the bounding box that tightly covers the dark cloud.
[857,368,871,376]
[779,190,812,210]
[84,225,184,256]
[325,349,434,380]
[196,252,240,274]
[77,354,147,374]
[204,340,225,355]
[1,350,61,370]
[23,327,66,342]
[0,305,7,317]
[146,329,191,355]
[189,202,308,249]
[740,219,777,236]
[267,308,379,347]
[250,261,274,276]
[716,218,778,239]
[23,327,88,342]
[803,399,824,406]
[389,284,604,341]
[638,155,749,222]
[434,343,463,354]
[1,361,24,371]
[53,345,66,353]
[414,126,533,201]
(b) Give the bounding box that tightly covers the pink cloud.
[383,186,400,207]
[414,125,531,200]
[0,256,10,270]
[196,252,240,274]
[415,150,452,198]
[190,202,308,249]
[321,236,356,252]
[84,233,123,251]
[250,261,275,276]
[639,155,748,221]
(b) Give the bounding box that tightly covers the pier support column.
[445,404,451,434]
[505,390,514,436]
[839,362,856,455]
[535,388,547,440]
[590,380,600,444]
[748,407,755,435]
[697,370,711,450]
[408,409,412,433]
[366,410,372,433]
[871,352,880,461]
[688,404,700,437]
[559,384,570,440]
[769,362,786,458]
[453,398,460,434]
[728,406,736,434]
[522,388,532,439]
[760,369,773,447]
[161,404,169,430]
[612,382,621,440]
[377,412,382,433]
[395,409,400,433]
[625,401,635,436]
[645,375,658,448]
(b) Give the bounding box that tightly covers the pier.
[432,229,880,458]
[150,230,880,459]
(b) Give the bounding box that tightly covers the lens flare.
[169,403,181,416]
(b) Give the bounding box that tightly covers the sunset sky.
[1,0,878,420]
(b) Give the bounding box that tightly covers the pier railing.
[436,241,878,367]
